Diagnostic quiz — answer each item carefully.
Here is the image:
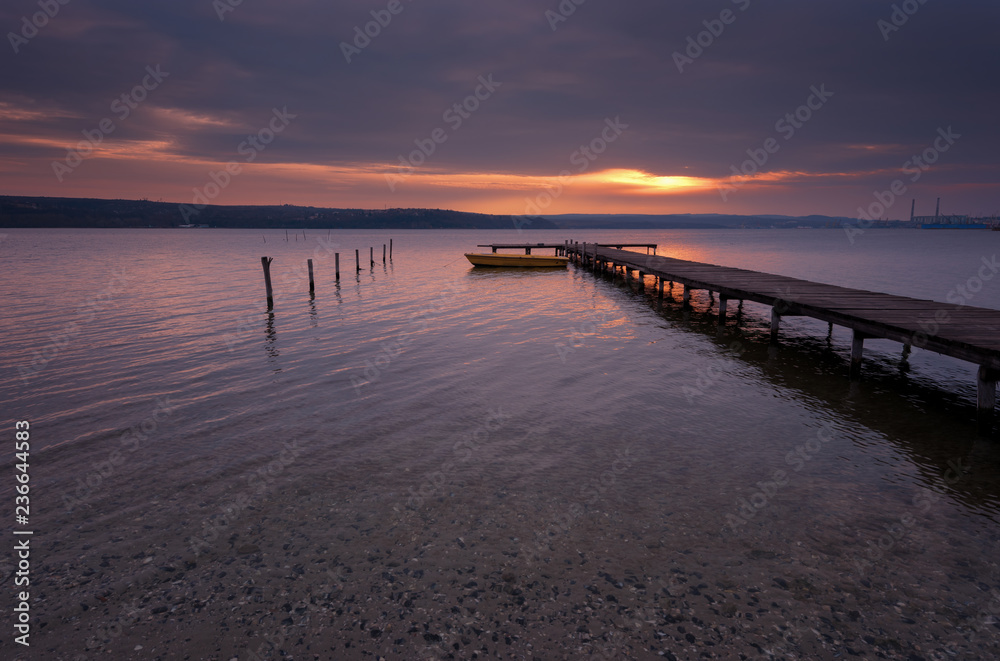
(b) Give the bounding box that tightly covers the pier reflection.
[620,271,1000,518]
[264,310,278,360]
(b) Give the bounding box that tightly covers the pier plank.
[571,244,1000,377]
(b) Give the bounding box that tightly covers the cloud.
[0,0,997,216]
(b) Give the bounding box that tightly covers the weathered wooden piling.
[383,244,386,264]
[307,259,315,294]
[355,249,360,273]
[390,239,393,259]
[261,256,274,309]
[718,296,728,324]
[335,253,340,281]
[978,366,998,435]
[850,332,867,380]
[370,247,374,267]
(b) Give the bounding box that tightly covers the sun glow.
[583,169,716,193]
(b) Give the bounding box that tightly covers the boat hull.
[465,253,568,268]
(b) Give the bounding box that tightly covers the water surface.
[3,228,1000,659]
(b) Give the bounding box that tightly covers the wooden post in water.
[390,239,393,259]
[770,309,781,341]
[355,249,360,273]
[718,296,728,324]
[307,259,315,294]
[682,284,691,307]
[335,253,340,281]
[658,278,665,300]
[370,247,374,267]
[977,366,998,435]
[850,331,867,379]
[383,244,386,264]
[260,256,274,309]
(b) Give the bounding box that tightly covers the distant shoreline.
[0,193,908,230]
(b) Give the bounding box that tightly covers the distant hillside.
[0,196,558,230]
[542,213,856,229]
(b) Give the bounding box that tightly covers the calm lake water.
[3,227,1000,659]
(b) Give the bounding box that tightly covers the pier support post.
[637,272,644,291]
[383,244,386,264]
[370,247,374,267]
[977,366,999,435]
[850,331,868,380]
[335,253,340,281]
[307,259,315,294]
[718,296,728,324]
[390,238,393,259]
[682,285,691,307]
[261,257,274,309]
[355,249,360,273]
[770,309,781,341]
[658,278,665,300]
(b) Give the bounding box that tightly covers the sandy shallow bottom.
[13,444,1000,661]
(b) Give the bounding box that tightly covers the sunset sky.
[1,0,997,218]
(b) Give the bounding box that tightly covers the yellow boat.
[465,253,569,268]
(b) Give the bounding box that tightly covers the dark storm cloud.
[2,0,998,188]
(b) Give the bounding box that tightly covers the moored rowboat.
[464,253,568,267]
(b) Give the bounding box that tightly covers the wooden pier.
[478,242,657,256]
[566,242,1000,434]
